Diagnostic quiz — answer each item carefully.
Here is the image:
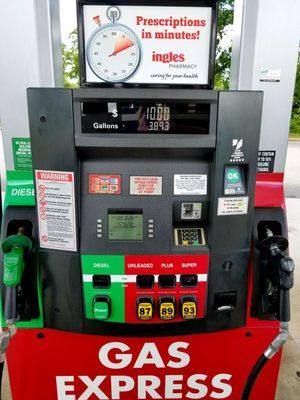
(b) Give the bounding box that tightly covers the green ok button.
[227,168,240,183]
[93,296,111,320]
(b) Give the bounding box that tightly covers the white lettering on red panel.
[56,342,232,399]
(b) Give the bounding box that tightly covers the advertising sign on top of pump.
[83,5,213,85]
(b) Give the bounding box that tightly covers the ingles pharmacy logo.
[56,341,233,399]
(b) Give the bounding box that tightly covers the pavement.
[1,141,300,399]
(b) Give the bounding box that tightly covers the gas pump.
[0,1,297,399]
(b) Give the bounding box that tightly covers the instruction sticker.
[260,68,281,82]
[130,176,162,195]
[12,138,32,170]
[174,175,207,195]
[217,197,249,216]
[257,151,276,173]
[35,170,77,251]
[89,174,121,194]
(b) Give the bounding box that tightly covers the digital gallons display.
[81,102,210,134]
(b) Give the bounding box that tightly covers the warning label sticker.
[130,176,162,195]
[35,170,77,251]
[174,175,207,195]
[89,174,121,194]
[217,197,249,216]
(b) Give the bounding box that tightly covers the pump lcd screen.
[81,102,210,134]
[108,210,143,241]
[82,4,213,85]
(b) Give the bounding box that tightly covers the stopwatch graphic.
[86,6,142,83]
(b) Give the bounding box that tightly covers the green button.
[192,240,199,245]
[93,301,110,320]
[226,169,240,183]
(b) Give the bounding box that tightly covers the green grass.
[289,132,300,139]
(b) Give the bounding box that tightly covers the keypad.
[175,228,204,246]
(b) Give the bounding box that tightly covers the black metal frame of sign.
[77,0,218,89]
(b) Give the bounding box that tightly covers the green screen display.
[108,212,143,241]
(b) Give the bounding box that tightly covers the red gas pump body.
[6,174,284,400]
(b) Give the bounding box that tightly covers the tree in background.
[62,29,80,87]
[214,0,234,90]
[290,56,300,137]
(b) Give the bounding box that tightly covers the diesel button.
[137,297,154,320]
[159,297,176,320]
[181,296,197,320]
[93,275,111,289]
[93,296,111,320]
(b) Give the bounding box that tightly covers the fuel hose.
[0,359,4,400]
[241,322,289,400]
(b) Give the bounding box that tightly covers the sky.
[59,0,77,43]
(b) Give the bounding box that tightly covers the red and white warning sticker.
[35,170,77,251]
[130,176,162,195]
[89,174,121,194]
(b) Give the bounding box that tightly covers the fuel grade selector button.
[136,275,154,289]
[137,297,154,320]
[158,275,176,288]
[159,297,176,320]
[93,296,111,321]
[180,297,197,320]
[180,274,198,288]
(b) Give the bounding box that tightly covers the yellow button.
[182,240,189,246]
[181,299,197,320]
[137,300,153,320]
[159,298,176,320]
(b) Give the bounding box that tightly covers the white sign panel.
[174,174,207,195]
[83,5,212,85]
[35,170,77,251]
[260,68,282,82]
[130,176,162,195]
[217,197,249,216]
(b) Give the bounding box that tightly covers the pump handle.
[259,235,288,252]
[2,234,32,254]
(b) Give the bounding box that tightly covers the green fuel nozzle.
[2,228,32,324]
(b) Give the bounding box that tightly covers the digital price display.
[143,105,170,132]
[108,210,143,241]
[81,102,210,134]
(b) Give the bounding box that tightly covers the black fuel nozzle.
[259,227,295,322]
